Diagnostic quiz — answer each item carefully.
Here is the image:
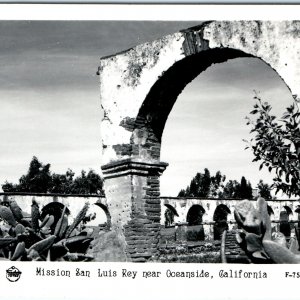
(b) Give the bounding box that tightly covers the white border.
[0,4,299,300]
[0,4,298,20]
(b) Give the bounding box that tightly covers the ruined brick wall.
[0,193,108,222]
[99,21,300,260]
[100,21,300,167]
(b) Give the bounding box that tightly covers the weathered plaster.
[99,21,300,259]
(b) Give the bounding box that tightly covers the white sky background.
[0,21,294,197]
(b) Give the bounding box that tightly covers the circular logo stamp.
[6,266,22,282]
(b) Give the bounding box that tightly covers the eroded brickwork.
[99,21,300,261]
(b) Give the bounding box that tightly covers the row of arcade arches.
[164,203,300,241]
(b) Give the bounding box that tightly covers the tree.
[178,168,254,199]
[177,169,226,198]
[222,180,240,198]
[245,94,300,197]
[3,156,52,193]
[2,156,104,195]
[239,176,253,199]
[71,170,104,195]
[257,180,272,200]
[178,168,211,197]
[50,169,75,194]
[210,171,226,198]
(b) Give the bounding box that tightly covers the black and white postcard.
[0,4,299,300]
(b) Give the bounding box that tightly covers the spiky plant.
[0,198,94,261]
[234,197,300,263]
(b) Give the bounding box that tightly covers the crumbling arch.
[213,204,231,240]
[130,48,253,162]
[186,204,206,226]
[164,204,178,227]
[186,204,206,241]
[99,21,300,261]
[279,206,293,237]
[267,205,274,216]
[93,202,112,230]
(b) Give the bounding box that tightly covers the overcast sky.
[0,21,294,197]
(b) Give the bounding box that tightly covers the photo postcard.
[0,3,299,300]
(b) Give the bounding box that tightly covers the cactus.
[15,224,26,236]
[11,242,26,261]
[54,206,67,238]
[9,200,23,222]
[0,206,17,227]
[40,215,54,238]
[31,199,40,232]
[28,235,56,255]
[56,216,68,240]
[234,197,300,264]
[65,202,89,238]
[40,214,50,229]
[0,199,95,262]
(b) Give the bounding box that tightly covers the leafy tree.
[222,180,240,198]
[245,94,300,197]
[178,169,226,198]
[2,182,18,193]
[178,189,186,197]
[178,168,211,197]
[210,171,226,198]
[50,169,75,194]
[3,156,52,193]
[2,156,104,195]
[71,170,104,195]
[239,176,253,199]
[178,168,254,199]
[257,179,272,200]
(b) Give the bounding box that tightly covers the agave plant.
[234,197,300,263]
[0,198,94,261]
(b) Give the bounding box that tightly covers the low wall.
[0,193,108,225]
[1,193,299,241]
[161,197,300,224]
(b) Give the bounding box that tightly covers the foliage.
[3,156,51,193]
[178,168,252,199]
[245,95,300,197]
[0,198,95,261]
[239,176,253,199]
[50,169,75,194]
[233,197,300,263]
[210,171,226,198]
[178,168,225,198]
[222,180,240,198]
[2,156,104,196]
[257,180,272,200]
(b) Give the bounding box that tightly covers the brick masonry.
[97,21,300,261]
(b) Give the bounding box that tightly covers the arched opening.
[89,202,111,232]
[295,205,300,226]
[267,205,274,216]
[127,44,293,202]
[267,205,277,235]
[40,202,71,232]
[279,206,292,237]
[213,204,231,240]
[295,205,300,240]
[132,48,253,162]
[186,204,206,241]
[186,204,205,225]
[164,204,178,227]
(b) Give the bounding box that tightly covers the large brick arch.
[99,21,300,261]
[130,48,251,161]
